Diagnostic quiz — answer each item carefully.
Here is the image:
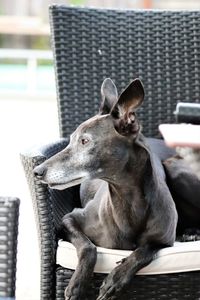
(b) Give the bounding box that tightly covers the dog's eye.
[81,138,89,145]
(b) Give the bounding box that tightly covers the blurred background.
[0,0,200,299]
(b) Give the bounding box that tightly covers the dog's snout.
[34,165,46,179]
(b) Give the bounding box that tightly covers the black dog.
[34,78,200,300]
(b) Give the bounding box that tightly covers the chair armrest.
[20,137,69,247]
[21,137,69,159]
[20,138,69,300]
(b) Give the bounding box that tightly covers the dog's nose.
[34,165,46,179]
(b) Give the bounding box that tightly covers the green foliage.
[69,0,86,5]
[31,36,50,50]
[0,58,26,65]
[0,6,3,15]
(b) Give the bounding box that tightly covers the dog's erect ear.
[100,78,118,115]
[111,79,144,136]
[112,78,144,117]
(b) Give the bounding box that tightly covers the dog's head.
[34,78,144,189]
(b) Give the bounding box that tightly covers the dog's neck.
[105,138,149,205]
[99,138,149,237]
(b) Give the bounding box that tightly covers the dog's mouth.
[48,177,85,190]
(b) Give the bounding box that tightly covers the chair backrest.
[49,6,200,138]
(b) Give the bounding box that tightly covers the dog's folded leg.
[62,213,97,300]
[97,245,157,300]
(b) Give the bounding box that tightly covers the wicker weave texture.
[56,267,200,300]
[20,139,69,300]
[50,6,200,139]
[21,155,56,300]
[0,197,19,298]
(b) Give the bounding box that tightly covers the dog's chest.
[104,202,147,249]
[82,217,137,250]
[82,193,147,250]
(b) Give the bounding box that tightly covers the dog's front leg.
[97,245,157,300]
[62,213,97,300]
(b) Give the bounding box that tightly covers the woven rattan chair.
[21,6,200,300]
[0,197,20,298]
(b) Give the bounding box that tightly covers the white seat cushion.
[57,240,200,275]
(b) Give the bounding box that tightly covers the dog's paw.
[64,287,77,300]
[97,259,132,300]
[96,271,123,299]
[65,284,85,300]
